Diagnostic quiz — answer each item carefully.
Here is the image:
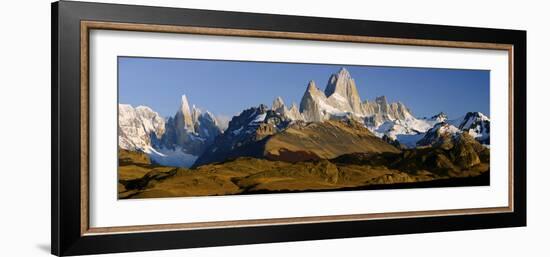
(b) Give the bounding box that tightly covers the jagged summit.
[194,103,292,166]
[286,103,303,121]
[271,96,304,121]
[416,122,461,148]
[375,96,388,106]
[272,96,285,112]
[306,80,318,92]
[299,68,418,127]
[324,67,363,114]
[430,112,448,123]
[119,95,225,167]
[119,67,490,169]
[180,95,191,114]
[300,80,326,122]
[450,112,490,144]
[178,94,194,132]
[324,67,352,96]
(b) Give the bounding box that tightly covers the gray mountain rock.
[324,67,364,115]
[448,112,490,144]
[119,95,223,167]
[300,80,328,122]
[363,96,414,127]
[272,96,285,113]
[194,104,291,166]
[160,95,222,155]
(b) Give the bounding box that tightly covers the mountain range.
[118,67,490,168]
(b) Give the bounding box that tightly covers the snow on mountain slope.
[301,71,405,125]
[300,80,343,122]
[119,95,224,167]
[119,67,491,168]
[371,110,490,148]
[415,112,490,148]
[293,68,467,147]
[194,104,291,166]
[148,147,198,168]
[448,112,490,144]
[371,116,440,148]
[416,122,461,148]
[429,112,448,124]
[118,104,165,151]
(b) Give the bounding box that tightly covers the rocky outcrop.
[450,133,486,169]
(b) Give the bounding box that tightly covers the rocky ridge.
[119,67,490,167]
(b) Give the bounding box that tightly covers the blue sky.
[118,57,489,120]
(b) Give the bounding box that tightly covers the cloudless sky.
[118,57,489,120]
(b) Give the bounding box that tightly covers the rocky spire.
[287,103,304,121]
[178,94,194,131]
[300,80,327,122]
[324,67,364,115]
[191,104,202,124]
[272,96,286,114]
[324,68,351,95]
[195,111,222,142]
[306,80,318,92]
[375,95,388,106]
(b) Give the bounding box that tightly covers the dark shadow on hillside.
[240,172,489,195]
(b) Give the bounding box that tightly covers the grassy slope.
[118,154,488,199]
[264,120,400,161]
[117,128,490,199]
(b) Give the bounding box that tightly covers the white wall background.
[0,0,547,256]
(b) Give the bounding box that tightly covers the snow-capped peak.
[118,104,165,152]
[452,112,490,144]
[429,112,448,123]
[416,122,461,147]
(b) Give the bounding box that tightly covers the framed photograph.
[52,1,526,256]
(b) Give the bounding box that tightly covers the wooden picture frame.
[52,1,526,256]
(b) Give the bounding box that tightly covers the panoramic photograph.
[117,57,491,199]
